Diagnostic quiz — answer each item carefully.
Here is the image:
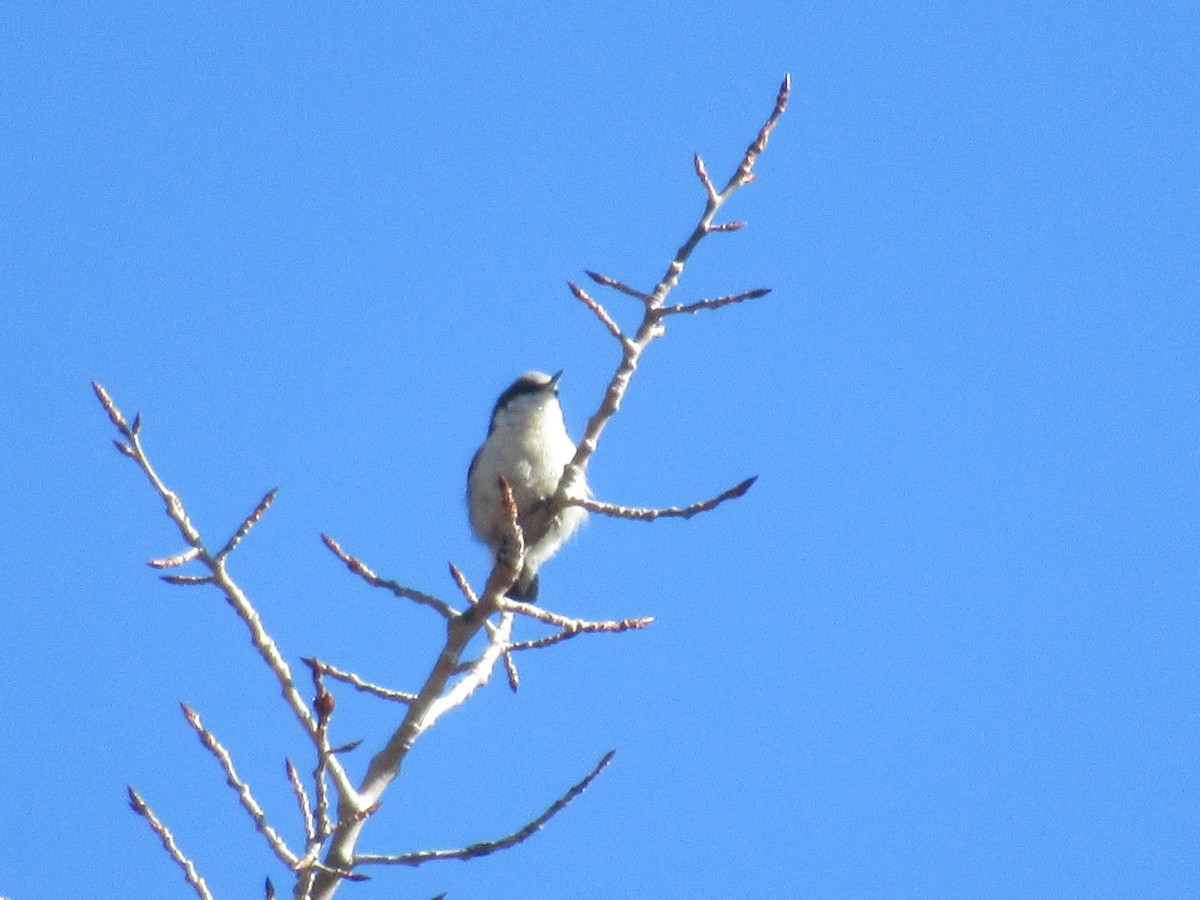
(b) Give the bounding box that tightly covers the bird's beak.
[549,370,563,389]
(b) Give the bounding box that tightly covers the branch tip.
[693,152,718,201]
[92,380,129,433]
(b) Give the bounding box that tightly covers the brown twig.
[447,561,478,606]
[159,574,214,586]
[504,629,587,654]
[572,476,757,522]
[659,288,771,317]
[355,751,616,868]
[502,648,521,692]
[216,487,278,560]
[127,785,214,900]
[321,533,456,620]
[585,269,651,302]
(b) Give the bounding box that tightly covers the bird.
[467,370,588,600]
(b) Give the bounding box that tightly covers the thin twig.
[693,152,718,203]
[304,657,416,704]
[180,704,300,867]
[498,600,654,633]
[585,269,651,302]
[659,288,771,317]
[127,785,214,900]
[572,476,757,522]
[148,547,201,569]
[504,629,587,653]
[159,574,214,586]
[502,649,520,692]
[321,533,456,620]
[286,758,317,845]
[216,487,278,560]
[497,474,524,589]
[568,280,625,342]
[309,667,336,840]
[726,73,791,193]
[356,751,615,867]
[447,562,478,606]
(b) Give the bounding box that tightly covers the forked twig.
[557,74,790,506]
[91,382,360,811]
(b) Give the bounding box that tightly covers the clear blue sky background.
[3,4,1197,899]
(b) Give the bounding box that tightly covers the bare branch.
[127,785,214,900]
[585,269,651,302]
[321,533,456,620]
[303,657,416,705]
[708,220,747,232]
[568,280,625,342]
[573,476,757,522]
[180,703,300,868]
[419,612,514,731]
[659,288,771,317]
[356,751,615,868]
[92,383,359,809]
[559,76,790,501]
[216,487,278,560]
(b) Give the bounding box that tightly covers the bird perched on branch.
[467,370,588,600]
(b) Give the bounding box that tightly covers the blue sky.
[3,3,1198,898]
